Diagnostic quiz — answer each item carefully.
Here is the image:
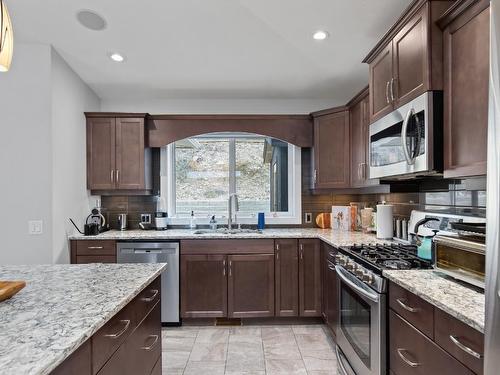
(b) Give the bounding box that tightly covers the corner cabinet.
[439,0,490,178]
[364,0,452,123]
[311,108,350,189]
[86,113,153,194]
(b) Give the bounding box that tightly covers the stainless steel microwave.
[369,91,443,179]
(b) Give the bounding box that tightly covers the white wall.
[0,43,53,264]
[100,97,338,114]
[51,49,100,264]
[0,43,100,265]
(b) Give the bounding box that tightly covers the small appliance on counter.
[69,202,110,236]
[117,213,127,231]
[155,212,168,230]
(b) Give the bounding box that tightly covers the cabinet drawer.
[181,239,274,255]
[76,255,116,264]
[134,276,161,325]
[76,241,116,256]
[389,282,434,339]
[389,310,473,375]
[434,308,484,374]
[92,298,137,374]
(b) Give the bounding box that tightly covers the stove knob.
[362,273,374,284]
[346,262,355,271]
[354,268,364,278]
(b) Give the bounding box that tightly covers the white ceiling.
[9,0,411,103]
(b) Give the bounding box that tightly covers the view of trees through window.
[174,134,288,215]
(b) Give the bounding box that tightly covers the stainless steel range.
[334,243,432,375]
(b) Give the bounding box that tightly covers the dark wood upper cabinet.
[440,0,490,178]
[312,109,350,189]
[228,254,275,318]
[298,239,322,317]
[364,0,452,123]
[180,254,227,318]
[85,113,152,194]
[86,117,116,190]
[349,88,379,188]
[275,239,299,317]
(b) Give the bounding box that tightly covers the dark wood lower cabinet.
[180,254,227,318]
[298,239,322,317]
[51,277,161,375]
[323,245,338,335]
[275,239,299,317]
[228,254,275,318]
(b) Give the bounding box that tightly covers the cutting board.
[0,281,26,302]
[315,213,331,229]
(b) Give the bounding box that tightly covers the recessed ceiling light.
[313,30,329,41]
[109,53,125,62]
[76,10,107,31]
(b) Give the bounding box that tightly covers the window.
[161,133,301,224]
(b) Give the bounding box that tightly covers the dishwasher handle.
[120,248,177,255]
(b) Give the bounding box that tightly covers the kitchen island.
[0,263,166,375]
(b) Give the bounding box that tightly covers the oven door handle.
[401,107,416,165]
[335,265,379,303]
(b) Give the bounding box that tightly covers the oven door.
[335,265,386,375]
[369,92,431,179]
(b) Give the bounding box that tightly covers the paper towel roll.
[376,204,393,239]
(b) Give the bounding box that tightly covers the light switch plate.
[28,220,43,235]
[304,213,312,224]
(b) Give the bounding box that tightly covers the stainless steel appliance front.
[335,264,386,375]
[117,241,180,324]
[369,91,442,179]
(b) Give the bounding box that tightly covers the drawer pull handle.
[141,334,159,351]
[88,246,104,249]
[396,298,420,313]
[104,319,130,339]
[450,335,483,359]
[397,348,420,368]
[141,289,159,302]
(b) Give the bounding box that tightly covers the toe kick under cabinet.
[51,277,162,375]
[389,282,484,375]
[180,239,322,319]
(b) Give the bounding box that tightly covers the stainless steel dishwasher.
[117,241,180,325]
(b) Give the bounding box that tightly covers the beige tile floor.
[161,325,338,375]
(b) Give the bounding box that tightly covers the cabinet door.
[115,117,146,189]
[369,43,394,122]
[228,254,275,318]
[275,239,299,317]
[180,254,227,318]
[393,4,428,107]
[313,110,350,189]
[298,239,321,317]
[87,117,115,190]
[443,4,489,178]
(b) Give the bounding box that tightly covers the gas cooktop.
[340,243,433,273]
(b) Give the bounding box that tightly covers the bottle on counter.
[190,211,197,230]
[209,215,217,231]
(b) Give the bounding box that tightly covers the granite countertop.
[383,270,485,333]
[0,263,166,375]
[69,228,388,247]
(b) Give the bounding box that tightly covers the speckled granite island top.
[0,263,166,375]
[69,228,386,247]
[383,270,485,333]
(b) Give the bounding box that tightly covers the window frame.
[160,133,302,225]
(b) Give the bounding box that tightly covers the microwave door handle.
[401,108,415,165]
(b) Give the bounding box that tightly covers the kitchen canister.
[376,204,394,239]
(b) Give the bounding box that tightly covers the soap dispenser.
[189,211,197,230]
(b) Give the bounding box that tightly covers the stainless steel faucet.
[228,193,239,230]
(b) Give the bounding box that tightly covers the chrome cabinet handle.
[397,348,420,367]
[223,260,226,277]
[111,170,114,183]
[361,163,366,179]
[229,260,232,276]
[396,298,420,313]
[276,249,279,260]
[450,335,483,359]
[104,319,130,339]
[88,246,103,249]
[386,81,391,104]
[141,334,159,351]
[116,170,120,183]
[141,289,159,302]
[390,77,395,102]
[313,169,317,184]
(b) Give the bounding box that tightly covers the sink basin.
[193,228,262,235]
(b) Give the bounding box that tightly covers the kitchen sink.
[193,228,262,235]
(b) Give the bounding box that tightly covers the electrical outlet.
[141,214,152,224]
[28,220,43,235]
[304,213,312,224]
